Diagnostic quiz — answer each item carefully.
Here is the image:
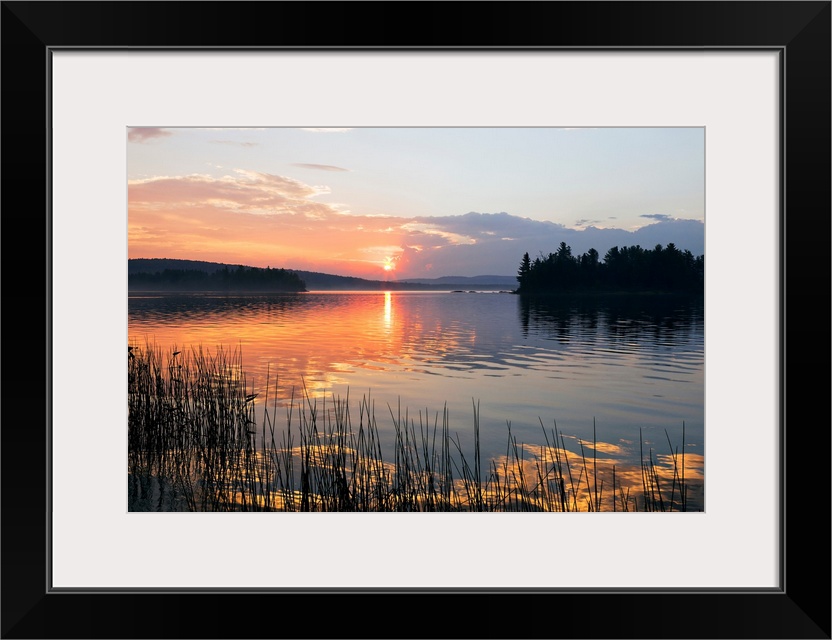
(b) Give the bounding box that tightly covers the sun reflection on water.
[128,290,704,509]
[383,291,392,330]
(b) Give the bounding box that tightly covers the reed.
[128,343,701,512]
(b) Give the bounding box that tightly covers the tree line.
[516,242,703,294]
[129,265,307,292]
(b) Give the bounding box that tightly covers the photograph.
[2,0,829,637]
[127,126,706,513]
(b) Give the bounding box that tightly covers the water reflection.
[384,291,392,330]
[129,291,704,509]
[519,294,703,346]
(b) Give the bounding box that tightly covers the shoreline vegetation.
[128,264,308,293]
[127,243,704,295]
[128,259,514,292]
[515,243,704,295]
[128,344,701,513]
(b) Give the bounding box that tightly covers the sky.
[128,127,704,279]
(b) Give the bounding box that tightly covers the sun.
[382,257,395,272]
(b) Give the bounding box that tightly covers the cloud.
[400,222,477,247]
[128,128,172,143]
[640,213,672,221]
[359,245,404,259]
[290,163,350,172]
[129,170,334,218]
[210,140,259,147]
[299,128,354,133]
[129,170,704,280]
[390,212,704,278]
[574,218,604,228]
[626,218,705,251]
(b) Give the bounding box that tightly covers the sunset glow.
[126,126,706,516]
[128,127,704,279]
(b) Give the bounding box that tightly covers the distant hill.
[128,259,513,291]
[129,258,232,275]
[395,275,517,286]
[293,270,420,291]
[128,260,306,293]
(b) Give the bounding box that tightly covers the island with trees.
[515,243,704,294]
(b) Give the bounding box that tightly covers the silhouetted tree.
[517,252,532,288]
[129,265,306,292]
[517,243,703,294]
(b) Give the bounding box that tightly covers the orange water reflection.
[129,292,477,407]
[129,291,704,509]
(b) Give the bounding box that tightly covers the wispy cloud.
[291,163,350,172]
[128,128,172,143]
[401,222,477,246]
[129,170,333,218]
[210,140,259,147]
[574,218,604,228]
[640,213,673,221]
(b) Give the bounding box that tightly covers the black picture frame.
[2,2,829,638]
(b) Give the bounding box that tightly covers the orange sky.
[128,127,705,279]
[129,171,414,278]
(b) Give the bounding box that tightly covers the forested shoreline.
[128,265,307,292]
[516,243,703,294]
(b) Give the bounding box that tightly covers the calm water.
[128,291,704,508]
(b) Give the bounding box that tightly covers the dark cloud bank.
[399,212,704,277]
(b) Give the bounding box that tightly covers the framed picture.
[3,2,829,638]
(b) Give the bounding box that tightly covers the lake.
[128,290,704,510]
